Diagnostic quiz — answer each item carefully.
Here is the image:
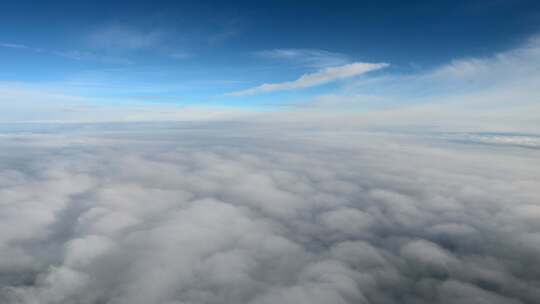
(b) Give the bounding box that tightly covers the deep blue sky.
[1,0,540,109]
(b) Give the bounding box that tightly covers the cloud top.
[0,125,539,304]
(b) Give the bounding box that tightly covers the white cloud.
[169,52,191,59]
[276,35,540,133]
[85,25,164,50]
[3,35,539,134]
[427,37,540,82]
[227,62,388,96]
[258,49,349,68]
[1,125,539,303]
[0,43,47,55]
[0,43,34,50]
[53,50,133,65]
[0,42,131,64]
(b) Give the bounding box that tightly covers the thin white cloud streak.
[257,49,350,68]
[227,62,389,96]
[54,50,134,65]
[427,36,540,83]
[169,52,191,59]
[2,35,539,134]
[0,42,131,65]
[281,35,540,133]
[85,25,164,50]
[0,43,38,50]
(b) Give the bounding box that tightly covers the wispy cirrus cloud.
[0,43,39,51]
[227,62,388,96]
[0,42,48,55]
[169,52,191,59]
[258,48,350,69]
[1,41,132,65]
[83,24,194,60]
[275,36,540,133]
[85,25,165,51]
[54,50,134,65]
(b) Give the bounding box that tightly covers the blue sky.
[1,0,540,126]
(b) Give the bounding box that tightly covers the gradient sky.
[1,0,540,123]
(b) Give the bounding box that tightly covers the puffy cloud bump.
[0,123,539,304]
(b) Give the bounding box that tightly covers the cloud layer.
[0,124,539,304]
[227,62,388,96]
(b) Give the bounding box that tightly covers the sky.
[2,2,540,304]
[1,0,540,126]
